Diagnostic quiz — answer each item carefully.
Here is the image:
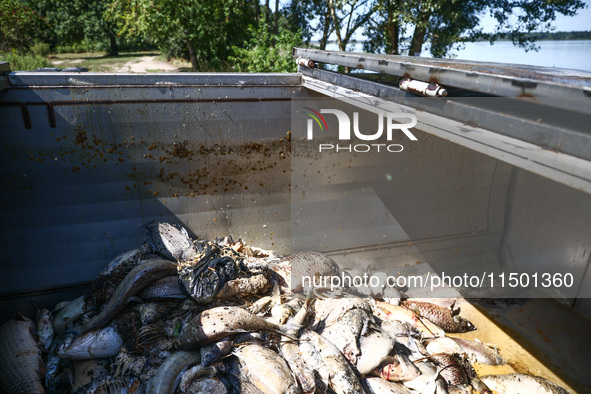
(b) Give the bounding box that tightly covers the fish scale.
[0,314,45,394]
[286,251,340,292]
[143,222,197,262]
[400,300,475,333]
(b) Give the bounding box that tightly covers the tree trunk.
[254,0,260,23]
[186,38,198,71]
[109,34,118,56]
[319,10,331,50]
[409,7,430,56]
[327,0,344,51]
[386,0,400,55]
[265,0,270,23]
[274,0,279,35]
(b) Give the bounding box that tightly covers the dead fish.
[147,350,201,394]
[376,301,445,338]
[178,364,217,393]
[357,325,395,375]
[298,329,365,394]
[0,314,45,393]
[78,258,177,335]
[402,360,440,393]
[200,337,234,367]
[480,373,568,394]
[279,338,316,394]
[319,308,371,364]
[57,325,122,359]
[181,377,228,394]
[138,302,169,325]
[312,297,374,329]
[142,221,197,262]
[54,295,87,334]
[370,354,421,382]
[379,319,420,339]
[395,335,428,361]
[215,274,272,300]
[139,275,185,300]
[286,251,340,292]
[430,354,469,386]
[178,306,298,349]
[36,306,54,352]
[364,377,413,394]
[218,358,265,394]
[234,343,300,394]
[426,337,504,365]
[270,304,295,325]
[471,377,492,394]
[400,300,474,333]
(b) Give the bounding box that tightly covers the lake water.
[325,40,591,72]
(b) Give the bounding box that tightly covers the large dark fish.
[139,275,185,300]
[77,258,177,335]
[400,300,475,333]
[0,314,45,393]
[177,306,298,349]
[147,350,201,394]
[142,221,197,262]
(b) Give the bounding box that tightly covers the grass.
[49,51,160,72]
[0,52,53,71]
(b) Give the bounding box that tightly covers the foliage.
[27,0,120,55]
[230,20,302,72]
[107,0,254,71]
[30,42,51,56]
[0,0,46,52]
[363,0,586,57]
[0,51,52,71]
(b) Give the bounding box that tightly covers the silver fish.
[403,360,441,393]
[234,343,300,394]
[356,325,395,375]
[429,355,469,386]
[319,308,371,364]
[364,377,413,394]
[480,373,568,394]
[311,297,374,329]
[36,306,54,352]
[286,251,340,292]
[0,314,45,393]
[147,350,201,394]
[298,329,365,394]
[178,306,298,349]
[426,337,504,365]
[371,354,421,382]
[54,295,87,334]
[142,221,197,262]
[57,325,122,359]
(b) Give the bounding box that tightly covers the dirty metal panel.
[500,169,591,301]
[302,75,591,196]
[293,48,591,114]
[300,68,591,163]
[8,72,302,87]
[0,76,299,299]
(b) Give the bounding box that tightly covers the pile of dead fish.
[0,222,570,394]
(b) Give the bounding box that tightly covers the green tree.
[0,0,45,52]
[230,18,303,72]
[365,0,586,57]
[108,0,253,71]
[28,0,120,54]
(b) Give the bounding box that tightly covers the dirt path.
[116,55,180,72]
